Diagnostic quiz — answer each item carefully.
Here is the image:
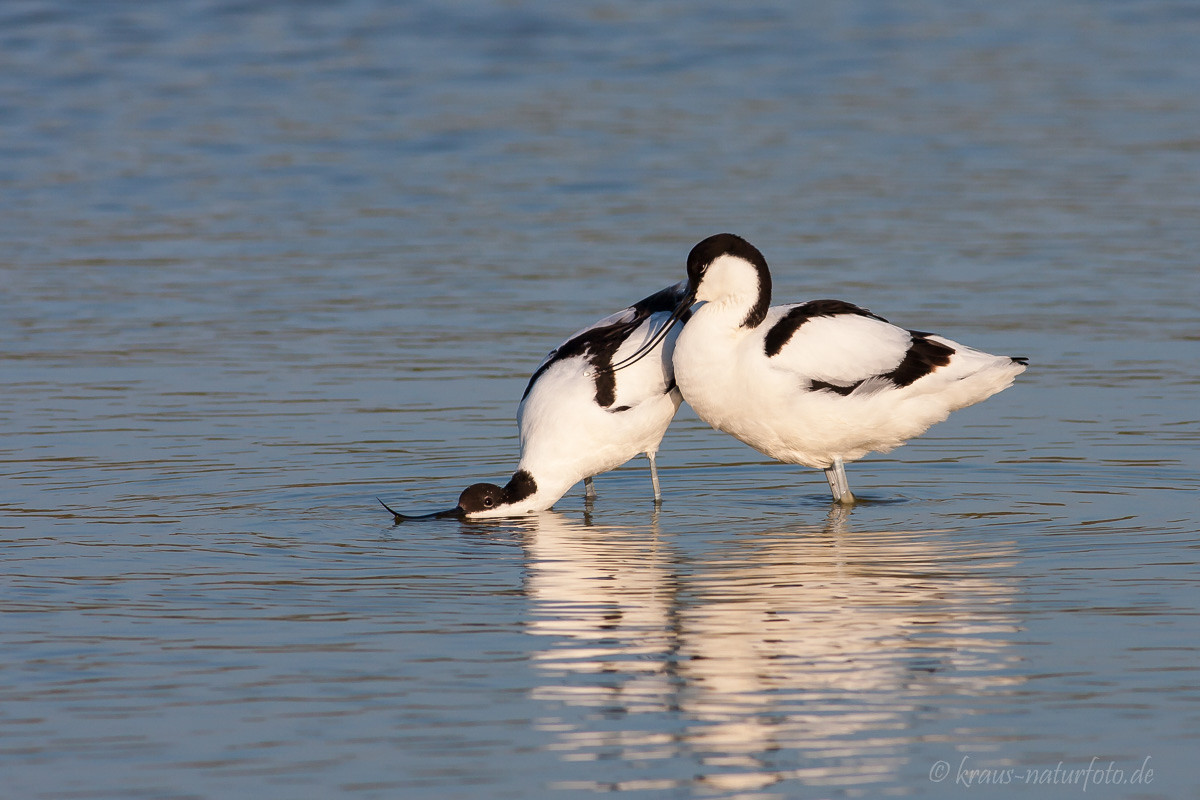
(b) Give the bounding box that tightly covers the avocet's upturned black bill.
[384,282,693,521]
[378,496,463,523]
[665,233,1028,504]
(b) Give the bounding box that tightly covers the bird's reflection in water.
[519,505,1022,793]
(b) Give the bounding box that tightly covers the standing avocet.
[385,282,691,521]
[612,233,1026,504]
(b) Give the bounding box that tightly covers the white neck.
[694,254,767,327]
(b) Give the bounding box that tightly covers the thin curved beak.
[378,497,465,523]
[610,290,695,372]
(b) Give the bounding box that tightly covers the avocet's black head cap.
[687,233,767,281]
[457,483,505,514]
[686,233,772,327]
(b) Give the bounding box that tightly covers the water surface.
[2,1,1198,798]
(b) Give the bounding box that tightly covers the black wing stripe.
[883,333,955,387]
[810,379,862,396]
[764,300,887,358]
[803,330,955,396]
[524,285,690,407]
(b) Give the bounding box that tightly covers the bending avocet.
[384,282,690,521]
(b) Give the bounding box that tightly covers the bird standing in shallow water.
[393,282,691,521]
[613,233,1026,504]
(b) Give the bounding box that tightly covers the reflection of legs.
[647,452,662,503]
[823,456,856,505]
[584,476,596,499]
[823,500,852,535]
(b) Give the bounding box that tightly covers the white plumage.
[620,233,1027,503]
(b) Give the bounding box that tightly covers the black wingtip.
[1012,356,1029,366]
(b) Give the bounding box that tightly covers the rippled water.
[3,1,1198,798]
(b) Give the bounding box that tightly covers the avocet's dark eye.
[483,496,494,507]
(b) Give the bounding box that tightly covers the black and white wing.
[522,281,689,407]
[760,299,959,396]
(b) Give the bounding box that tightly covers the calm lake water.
[3,1,1198,798]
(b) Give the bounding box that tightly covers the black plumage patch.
[522,284,691,409]
[810,379,862,395]
[504,469,537,503]
[883,332,955,387]
[632,283,691,317]
[764,300,886,357]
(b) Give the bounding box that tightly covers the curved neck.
[694,254,771,329]
[743,266,770,328]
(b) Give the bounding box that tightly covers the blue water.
[3,1,1198,798]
